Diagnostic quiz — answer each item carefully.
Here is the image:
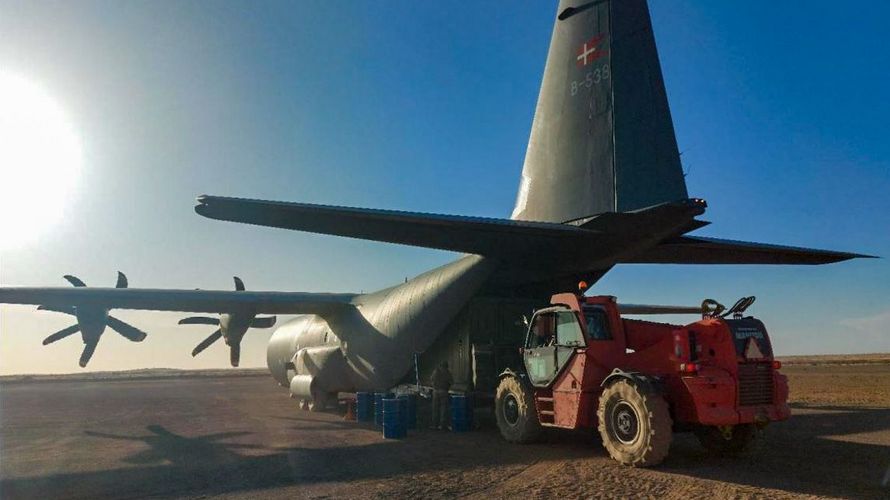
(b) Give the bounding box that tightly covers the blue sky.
[0,0,887,373]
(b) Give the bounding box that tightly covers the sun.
[0,73,82,251]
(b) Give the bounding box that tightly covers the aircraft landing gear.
[296,391,329,412]
[307,391,329,412]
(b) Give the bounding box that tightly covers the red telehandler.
[494,292,789,467]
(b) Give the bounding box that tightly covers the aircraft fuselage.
[267,255,498,401]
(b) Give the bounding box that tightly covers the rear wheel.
[495,375,542,443]
[597,379,672,467]
[695,424,758,455]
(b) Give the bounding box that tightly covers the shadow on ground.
[662,406,890,499]
[2,407,888,499]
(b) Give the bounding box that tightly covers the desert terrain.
[1,356,888,499]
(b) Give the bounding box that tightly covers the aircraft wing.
[0,287,356,316]
[623,236,875,265]
[194,195,600,258]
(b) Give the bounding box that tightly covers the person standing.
[430,361,453,430]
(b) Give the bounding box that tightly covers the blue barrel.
[356,392,373,422]
[397,394,417,430]
[450,394,473,432]
[382,398,406,439]
[374,392,393,426]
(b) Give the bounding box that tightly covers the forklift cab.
[523,306,587,387]
[522,298,624,388]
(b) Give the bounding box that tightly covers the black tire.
[597,379,672,467]
[695,424,758,455]
[495,376,542,443]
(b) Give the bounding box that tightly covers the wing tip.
[625,236,877,265]
[855,253,880,259]
[815,251,878,264]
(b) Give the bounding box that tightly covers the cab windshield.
[527,310,586,347]
[555,311,585,347]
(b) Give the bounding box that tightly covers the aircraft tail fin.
[512,0,688,222]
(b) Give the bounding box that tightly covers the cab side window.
[556,311,585,346]
[527,313,555,348]
[584,307,612,340]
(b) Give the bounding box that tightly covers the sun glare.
[0,73,81,250]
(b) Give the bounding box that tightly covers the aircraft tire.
[597,379,672,467]
[495,375,542,443]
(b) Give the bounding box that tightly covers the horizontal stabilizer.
[624,236,875,265]
[195,195,601,258]
[0,287,356,318]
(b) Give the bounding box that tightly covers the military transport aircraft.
[0,0,870,409]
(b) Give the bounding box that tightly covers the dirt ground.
[1,360,888,499]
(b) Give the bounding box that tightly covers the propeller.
[38,272,147,367]
[178,277,276,367]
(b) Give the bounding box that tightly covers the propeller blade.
[192,329,222,357]
[250,316,276,329]
[178,316,220,326]
[115,271,128,289]
[107,316,147,342]
[43,324,81,345]
[233,276,245,291]
[79,340,99,367]
[37,305,75,315]
[64,275,87,287]
[230,343,241,367]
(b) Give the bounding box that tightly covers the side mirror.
[522,315,530,326]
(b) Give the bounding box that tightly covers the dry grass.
[779,353,890,365]
[784,362,890,407]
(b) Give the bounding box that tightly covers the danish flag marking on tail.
[576,34,606,67]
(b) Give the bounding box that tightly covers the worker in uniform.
[430,361,453,430]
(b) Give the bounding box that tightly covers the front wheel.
[495,375,542,443]
[695,424,758,455]
[597,379,672,467]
